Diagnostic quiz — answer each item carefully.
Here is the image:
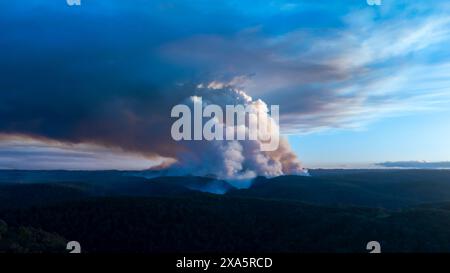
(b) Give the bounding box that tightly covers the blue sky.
[0,0,450,170]
[290,110,450,168]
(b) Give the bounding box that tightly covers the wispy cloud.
[376,161,450,169]
[0,135,160,170]
[164,3,450,134]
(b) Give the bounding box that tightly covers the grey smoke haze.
[1,1,450,173]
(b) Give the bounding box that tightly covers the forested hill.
[1,169,450,253]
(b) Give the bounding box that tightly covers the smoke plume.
[156,81,308,180]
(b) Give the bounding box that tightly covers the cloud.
[163,4,450,134]
[0,134,161,170]
[1,0,450,172]
[376,161,450,169]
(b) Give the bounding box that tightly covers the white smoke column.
[169,80,308,180]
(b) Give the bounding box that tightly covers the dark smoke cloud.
[0,1,310,177]
[1,1,450,174]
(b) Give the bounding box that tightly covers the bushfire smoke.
[163,82,308,179]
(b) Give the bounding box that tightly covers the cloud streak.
[377,161,450,169]
[164,6,450,134]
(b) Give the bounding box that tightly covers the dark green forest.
[1,169,450,253]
